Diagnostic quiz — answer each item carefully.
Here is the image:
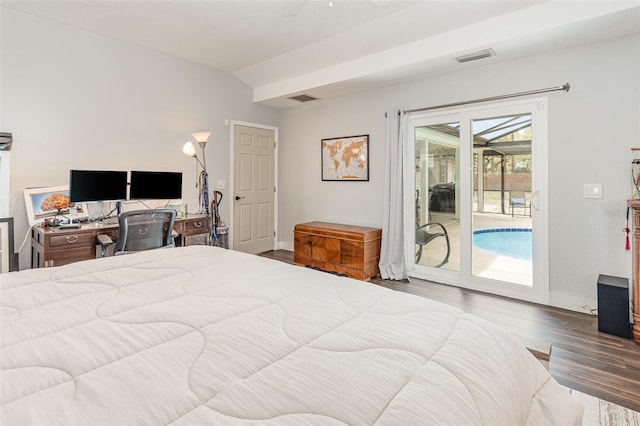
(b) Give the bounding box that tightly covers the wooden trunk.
[627,200,640,345]
[294,221,382,281]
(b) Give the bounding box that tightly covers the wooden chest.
[294,221,382,281]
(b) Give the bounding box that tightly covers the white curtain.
[379,109,407,280]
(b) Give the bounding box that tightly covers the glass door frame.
[404,97,549,305]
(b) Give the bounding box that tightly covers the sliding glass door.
[471,114,533,286]
[414,116,460,271]
[405,98,548,304]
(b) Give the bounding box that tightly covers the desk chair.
[415,222,450,267]
[114,209,177,255]
[510,191,531,217]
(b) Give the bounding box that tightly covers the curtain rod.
[403,82,570,115]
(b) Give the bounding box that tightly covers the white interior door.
[232,124,276,254]
[405,98,549,305]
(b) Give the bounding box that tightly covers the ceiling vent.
[455,48,496,63]
[289,94,319,103]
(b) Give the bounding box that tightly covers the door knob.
[235,195,245,201]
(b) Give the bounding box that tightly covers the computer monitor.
[129,171,182,200]
[69,170,128,204]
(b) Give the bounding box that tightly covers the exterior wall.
[482,173,531,191]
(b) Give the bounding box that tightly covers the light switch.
[584,184,602,199]
[217,180,226,189]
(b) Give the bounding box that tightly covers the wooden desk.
[294,221,382,281]
[31,213,210,268]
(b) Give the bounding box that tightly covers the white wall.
[279,34,640,312]
[1,8,280,267]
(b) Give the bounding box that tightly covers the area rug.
[568,388,640,426]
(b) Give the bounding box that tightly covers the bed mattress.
[1,246,581,425]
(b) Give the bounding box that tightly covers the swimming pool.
[473,228,532,261]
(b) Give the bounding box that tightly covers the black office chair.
[415,222,450,267]
[114,209,177,255]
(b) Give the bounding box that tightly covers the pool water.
[473,228,532,261]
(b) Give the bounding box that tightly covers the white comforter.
[1,246,581,425]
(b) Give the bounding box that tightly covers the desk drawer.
[45,246,96,267]
[49,232,94,248]
[181,219,209,235]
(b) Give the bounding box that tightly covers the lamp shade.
[182,141,196,157]
[191,132,211,143]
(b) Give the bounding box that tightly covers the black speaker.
[597,274,631,339]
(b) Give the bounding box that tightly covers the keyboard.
[59,224,81,230]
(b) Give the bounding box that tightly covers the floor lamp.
[182,132,211,215]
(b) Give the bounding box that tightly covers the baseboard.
[277,240,292,250]
[549,291,596,315]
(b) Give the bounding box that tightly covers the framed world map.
[321,134,369,181]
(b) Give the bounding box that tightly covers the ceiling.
[3,1,640,109]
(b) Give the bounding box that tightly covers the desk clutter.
[31,212,211,268]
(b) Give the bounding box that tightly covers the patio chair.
[510,191,531,217]
[415,222,450,267]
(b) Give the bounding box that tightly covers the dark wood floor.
[258,250,640,413]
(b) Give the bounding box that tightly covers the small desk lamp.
[183,131,211,215]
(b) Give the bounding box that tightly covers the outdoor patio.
[416,211,533,286]
[414,112,535,286]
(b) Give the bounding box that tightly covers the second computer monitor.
[129,171,182,200]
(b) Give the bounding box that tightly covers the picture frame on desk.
[23,186,89,226]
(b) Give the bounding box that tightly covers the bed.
[1,246,581,425]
